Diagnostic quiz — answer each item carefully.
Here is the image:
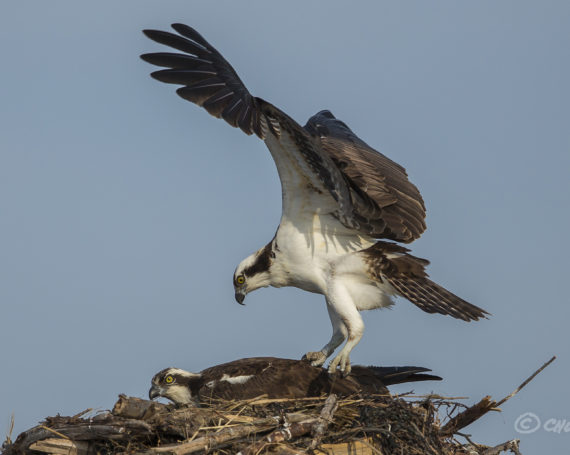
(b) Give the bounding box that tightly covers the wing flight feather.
[142,25,427,242]
[141,24,354,224]
[141,24,264,136]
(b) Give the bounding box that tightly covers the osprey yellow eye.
[165,375,174,384]
[236,275,245,285]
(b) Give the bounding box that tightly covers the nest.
[4,355,554,454]
[2,392,523,455]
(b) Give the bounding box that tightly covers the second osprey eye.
[236,275,245,285]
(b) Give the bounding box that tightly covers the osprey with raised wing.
[141,25,489,374]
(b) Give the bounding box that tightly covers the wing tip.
[139,52,155,64]
[142,28,162,40]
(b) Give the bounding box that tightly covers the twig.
[455,431,477,447]
[237,414,321,455]
[495,356,556,407]
[358,438,385,455]
[309,394,338,449]
[72,408,93,419]
[407,394,469,401]
[441,355,556,436]
[3,413,15,446]
[243,396,326,406]
[147,414,309,455]
[480,439,522,455]
[440,396,497,436]
[223,394,268,411]
[38,425,71,440]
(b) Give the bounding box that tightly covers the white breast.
[272,213,374,294]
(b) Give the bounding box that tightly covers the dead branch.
[480,439,522,455]
[495,356,556,408]
[310,394,339,449]
[237,396,339,455]
[28,438,92,455]
[145,414,310,455]
[439,396,497,437]
[113,394,166,420]
[440,355,556,437]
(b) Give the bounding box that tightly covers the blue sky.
[1,1,569,453]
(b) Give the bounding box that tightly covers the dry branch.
[310,394,339,449]
[439,396,497,437]
[495,356,556,408]
[480,439,521,455]
[28,438,91,455]
[440,355,556,437]
[237,396,339,455]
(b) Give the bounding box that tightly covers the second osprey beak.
[149,386,159,400]
[235,291,246,305]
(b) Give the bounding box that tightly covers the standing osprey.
[141,25,489,374]
[148,357,441,405]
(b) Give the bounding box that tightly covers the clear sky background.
[1,1,569,453]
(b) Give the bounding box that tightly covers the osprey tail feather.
[361,241,489,321]
[387,276,489,321]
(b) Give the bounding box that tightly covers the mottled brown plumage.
[149,357,441,405]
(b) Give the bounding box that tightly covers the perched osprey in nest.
[141,25,489,374]
[148,357,441,405]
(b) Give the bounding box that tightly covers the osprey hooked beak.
[148,384,160,400]
[235,290,246,305]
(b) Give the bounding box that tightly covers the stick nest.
[1,392,521,455]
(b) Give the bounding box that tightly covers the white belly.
[272,214,376,294]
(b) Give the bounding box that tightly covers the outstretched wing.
[305,112,426,242]
[141,24,264,136]
[141,24,355,227]
[141,25,425,241]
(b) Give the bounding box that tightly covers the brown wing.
[141,24,268,137]
[305,111,426,243]
[142,25,424,240]
[141,25,356,225]
[197,358,357,401]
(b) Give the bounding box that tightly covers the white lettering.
[544,418,566,433]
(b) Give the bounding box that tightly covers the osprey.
[141,25,489,374]
[148,357,441,405]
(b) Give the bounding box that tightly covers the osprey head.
[233,243,275,305]
[149,367,201,405]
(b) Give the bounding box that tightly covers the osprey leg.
[325,281,365,375]
[303,302,348,367]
